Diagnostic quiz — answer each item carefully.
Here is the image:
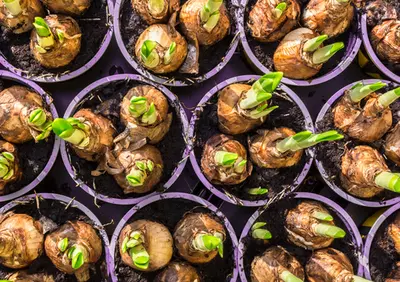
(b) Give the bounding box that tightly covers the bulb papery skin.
[201,134,253,185]
[113,144,163,194]
[135,24,188,73]
[119,85,172,144]
[217,83,270,135]
[306,248,354,282]
[0,0,44,33]
[30,15,82,68]
[366,0,398,27]
[251,246,305,282]
[248,0,300,42]
[0,212,43,269]
[333,91,392,142]
[179,0,230,46]
[155,261,200,282]
[371,20,400,65]
[387,261,400,282]
[174,212,226,264]
[340,145,388,198]
[249,127,302,168]
[41,0,91,16]
[285,201,336,250]
[70,109,115,162]
[388,213,400,255]
[385,122,400,166]
[6,271,55,282]
[45,221,102,282]
[0,86,53,144]
[273,28,323,80]
[132,0,179,24]
[302,0,354,38]
[119,220,173,272]
[0,141,21,195]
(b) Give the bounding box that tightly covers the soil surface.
[120,0,237,84]
[0,79,55,196]
[114,198,235,282]
[0,196,108,281]
[316,82,400,203]
[369,211,399,282]
[0,0,109,78]
[193,83,310,204]
[242,0,359,80]
[241,197,361,281]
[68,79,186,200]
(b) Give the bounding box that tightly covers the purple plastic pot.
[60,74,189,205]
[361,14,400,84]
[188,75,314,207]
[315,79,400,207]
[0,70,60,202]
[363,201,400,280]
[113,0,239,87]
[238,1,362,86]
[237,192,364,282]
[109,192,239,282]
[0,1,114,83]
[0,193,116,281]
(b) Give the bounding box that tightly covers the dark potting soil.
[369,211,400,282]
[242,0,359,80]
[67,79,186,200]
[0,79,55,196]
[0,0,109,78]
[0,196,108,281]
[316,83,400,203]
[241,197,361,281]
[120,0,238,84]
[114,198,235,282]
[193,84,310,204]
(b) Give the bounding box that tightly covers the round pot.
[315,79,400,207]
[238,0,362,86]
[0,0,114,83]
[109,192,239,282]
[361,14,400,84]
[60,74,189,205]
[188,74,314,207]
[0,192,115,281]
[113,0,239,87]
[0,70,60,202]
[363,201,400,281]
[237,192,364,282]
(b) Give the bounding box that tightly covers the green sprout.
[214,151,238,167]
[275,130,344,154]
[273,2,287,19]
[378,87,400,108]
[141,40,160,68]
[141,103,157,125]
[312,42,345,64]
[129,245,150,269]
[129,96,148,118]
[303,35,328,52]
[247,187,268,195]
[148,0,165,15]
[164,42,176,65]
[193,233,224,258]
[4,0,22,16]
[58,238,69,252]
[56,29,65,43]
[126,160,154,187]
[375,171,400,193]
[279,270,304,282]
[66,245,85,270]
[33,17,55,51]
[313,223,346,238]
[200,0,223,32]
[348,81,387,103]
[0,151,15,180]
[29,108,47,127]
[312,211,333,221]
[52,118,90,147]
[234,159,247,173]
[251,222,272,240]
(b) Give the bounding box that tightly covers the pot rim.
[360,14,400,84]
[315,78,400,207]
[0,192,115,281]
[0,0,114,84]
[238,0,362,86]
[237,192,364,282]
[0,70,60,202]
[188,74,314,207]
[60,73,190,205]
[113,0,239,87]
[109,192,239,282]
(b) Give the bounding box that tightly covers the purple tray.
[0,70,60,202]
[188,74,314,206]
[60,74,190,205]
[316,79,400,207]
[0,192,114,281]
[237,192,364,282]
[109,192,239,282]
